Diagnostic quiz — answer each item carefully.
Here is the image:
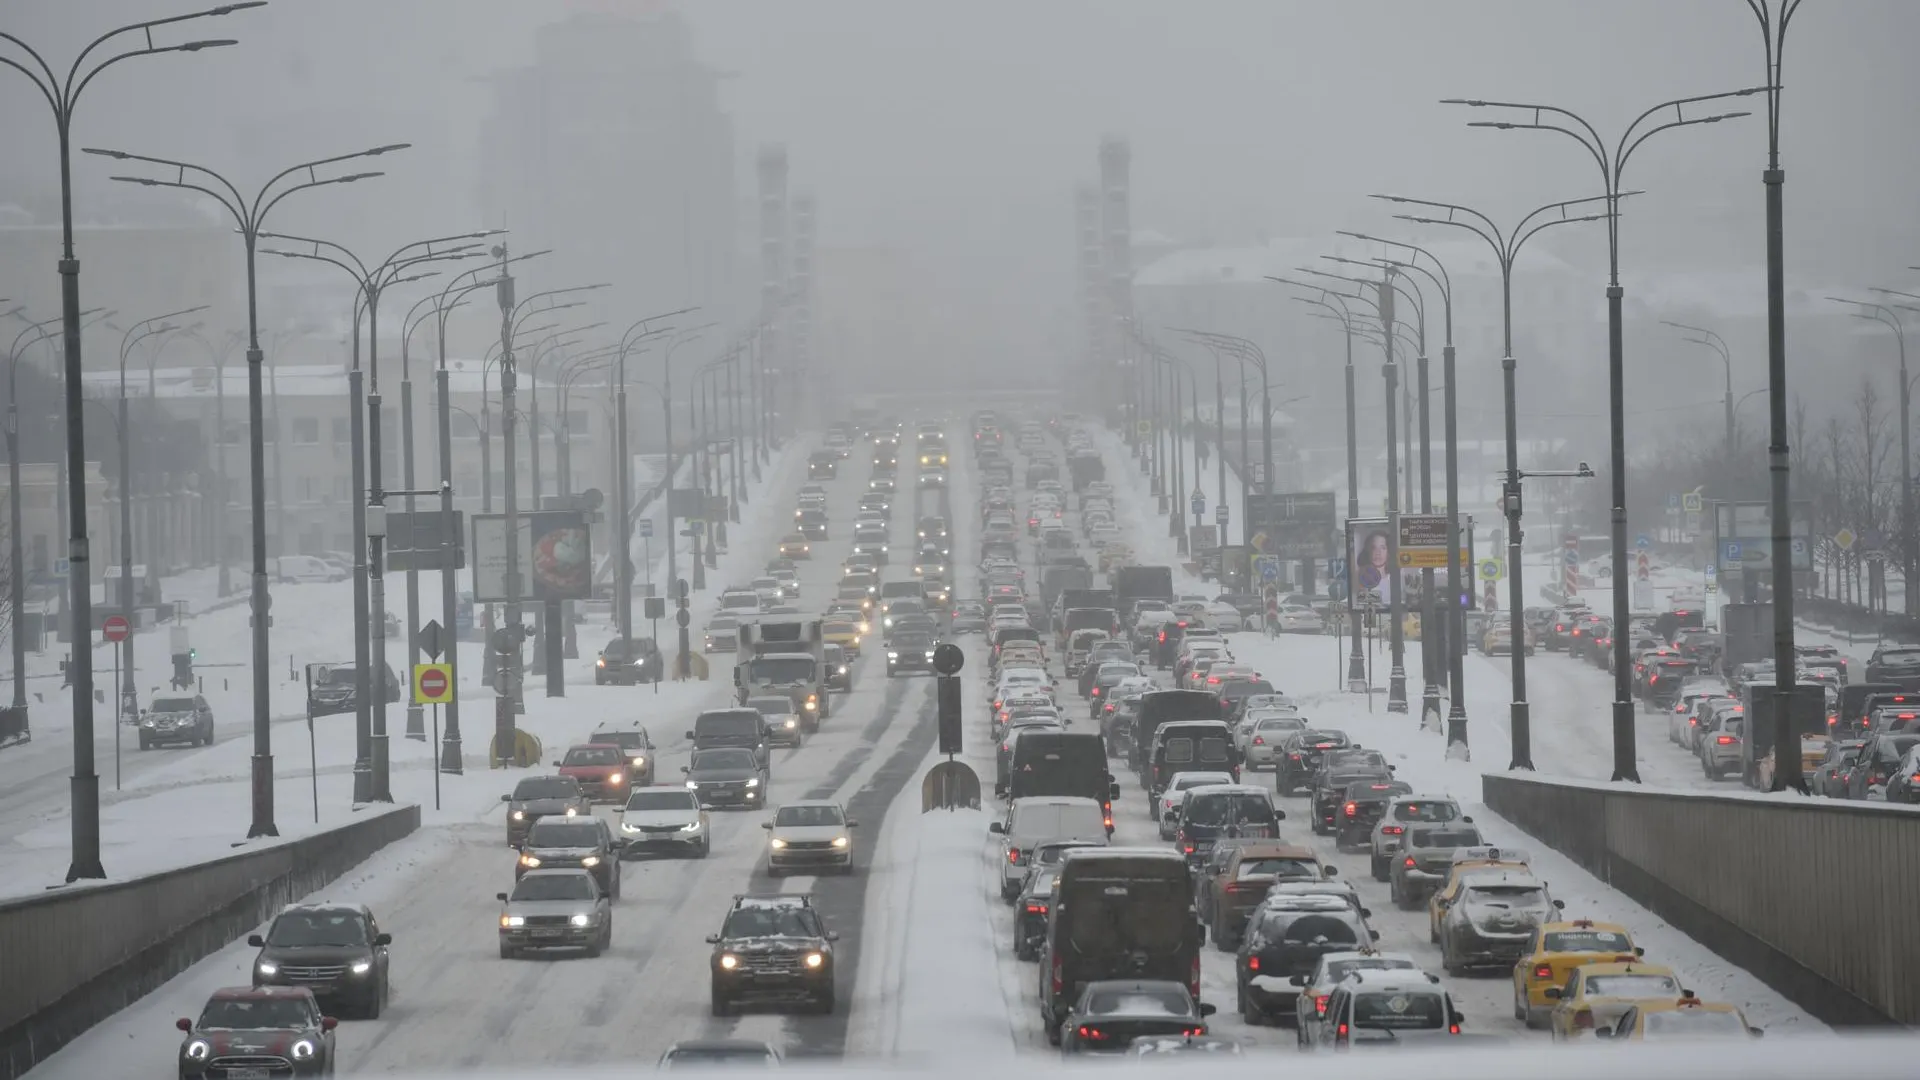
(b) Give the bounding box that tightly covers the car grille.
[742,953,805,976]
[523,915,575,928]
[209,1055,294,1077]
[638,825,685,834]
[782,840,837,851]
[276,964,345,983]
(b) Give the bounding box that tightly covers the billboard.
[1348,516,1476,612]
[385,509,465,574]
[470,511,593,602]
[1247,491,1337,561]
[1712,500,1813,574]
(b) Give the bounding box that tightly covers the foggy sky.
[4,0,1917,429]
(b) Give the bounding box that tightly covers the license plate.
[533,929,563,938]
[229,1070,270,1080]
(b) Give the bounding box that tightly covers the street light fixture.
[87,138,408,840]
[1660,320,1736,457]
[1375,190,1624,771]
[1443,86,1763,785]
[3,0,265,881]
[609,308,695,641]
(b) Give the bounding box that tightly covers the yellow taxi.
[1546,960,1685,1040]
[1596,993,1761,1042]
[1511,919,1641,1028]
[822,618,863,657]
[1427,847,1532,943]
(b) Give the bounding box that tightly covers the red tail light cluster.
[1025,903,1048,915]
[1534,964,1553,979]
[1008,847,1021,863]
[1314,995,1330,1015]
[1382,825,1404,835]
[1716,734,1736,745]
[1344,802,1358,817]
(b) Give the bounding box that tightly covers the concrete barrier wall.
[1482,774,1920,1027]
[0,805,419,1080]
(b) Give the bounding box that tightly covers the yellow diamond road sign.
[412,662,453,705]
[1834,528,1856,552]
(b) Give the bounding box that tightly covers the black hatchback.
[1333,779,1412,852]
[595,637,662,685]
[1274,730,1351,796]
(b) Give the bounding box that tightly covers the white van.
[991,795,1109,899]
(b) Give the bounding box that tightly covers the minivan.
[686,708,771,769]
[1148,720,1240,799]
[1036,848,1200,1046]
[991,795,1109,900]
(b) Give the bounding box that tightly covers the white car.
[1273,605,1324,634]
[1245,714,1310,770]
[1205,602,1246,632]
[764,799,857,875]
[618,788,711,858]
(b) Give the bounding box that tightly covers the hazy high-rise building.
[478,7,736,327]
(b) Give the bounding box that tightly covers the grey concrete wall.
[0,805,419,1080]
[1483,774,1920,1027]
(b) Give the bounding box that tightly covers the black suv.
[595,637,662,685]
[501,775,593,846]
[887,631,938,677]
[137,693,213,749]
[1333,779,1412,852]
[1274,729,1352,797]
[248,902,392,1018]
[516,815,621,897]
[1234,897,1378,1024]
[1308,749,1395,835]
[707,894,839,1016]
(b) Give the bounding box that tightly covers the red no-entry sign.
[412,662,453,704]
[102,615,131,643]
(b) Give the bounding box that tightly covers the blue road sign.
[1667,493,1680,510]
[1563,546,1580,565]
[638,518,654,539]
[1634,533,1651,551]
[1722,540,1743,565]
[1328,558,1348,582]
[1255,556,1281,583]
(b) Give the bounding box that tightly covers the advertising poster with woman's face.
[1350,521,1392,608]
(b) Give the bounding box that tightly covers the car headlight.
[349,960,372,975]
[888,651,899,660]
[185,1040,211,1061]
[631,755,645,767]
[719,954,739,970]
[570,914,591,927]
[783,718,797,729]
[804,696,818,711]
[832,836,849,848]
[519,854,541,867]
[607,773,622,786]
[564,807,579,817]
[925,651,936,659]
[511,810,525,820]
[256,961,279,976]
[686,780,700,789]
[680,820,703,832]
[621,820,640,833]
[581,855,601,868]
[804,952,825,968]
[291,1039,316,1061]
[502,914,525,927]
[595,658,606,668]
[838,665,849,675]
[745,776,760,788]
[769,838,788,850]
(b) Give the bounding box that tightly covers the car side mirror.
[1462,815,1474,823]
[1592,1027,1612,1040]
[685,730,696,740]
[1275,809,1287,821]
[247,934,265,947]
[1436,898,1451,909]
[1109,782,1121,800]
[681,766,690,773]
[321,1017,338,1032]
[1323,865,1338,877]
[500,794,511,802]
[1552,899,1566,910]
[1360,908,1373,919]
[1198,1002,1217,1017]
[1633,946,1644,956]
[1370,930,1381,941]
[496,892,509,902]
[1543,987,1562,1000]
[988,822,1005,834]
[550,761,561,767]
[374,933,392,947]
[705,934,721,944]
[1450,1010,1466,1026]
[761,821,773,830]
[176,1018,193,1032]
[1288,975,1306,986]
[826,931,840,941]
[846,820,858,828]
[1749,1027,1764,1038]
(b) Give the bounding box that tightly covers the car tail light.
[1534,964,1553,979]
[1183,844,1195,854]
[1025,903,1048,914]
[1555,623,1564,631]
[1252,736,1265,746]
[1077,1026,1106,1041]
[1335,1022,1349,1047]
[1224,881,1250,893]
[1289,753,1302,760]
[1448,1023,1461,1035]
[1008,847,1021,863]
[1716,735,1735,745]
[1189,954,1202,1000]
[1383,825,1403,835]
[1404,856,1416,868]
[1314,995,1330,1016]
[1246,955,1260,972]
[1344,801,1358,817]
[1090,687,1100,696]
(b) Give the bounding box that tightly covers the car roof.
[1573,960,1679,979]
[1226,840,1316,859]
[777,799,842,810]
[1331,969,1444,992]
[278,901,372,917]
[208,985,318,1001]
[1186,784,1272,798]
[516,867,596,880]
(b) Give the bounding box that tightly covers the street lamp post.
[608,310,694,639]
[1338,233,1470,755]
[661,326,716,600]
[90,138,409,838]
[1378,191,1622,770]
[5,0,265,881]
[1445,87,1763,784]
[1661,321,1735,459]
[117,312,200,720]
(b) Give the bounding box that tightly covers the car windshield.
[514,778,579,800]
[1587,974,1682,998]
[894,634,935,649]
[1544,929,1634,953]
[746,698,794,716]
[594,731,645,750]
[1467,885,1547,907]
[527,821,602,847]
[1084,986,1192,1016]
[1327,957,1417,983]
[151,697,196,712]
[1414,828,1483,848]
[197,998,314,1030]
[695,748,757,771]
[724,906,817,938]
[1351,991,1447,1029]
[626,791,698,812]
[1237,858,1319,880]
[1184,793,1276,826]
[511,874,596,902]
[266,910,366,947]
[563,747,621,767]
[748,657,816,682]
[1642,1008,1750,1038]
[774,805,844,827]
[1878,648,1920,666]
